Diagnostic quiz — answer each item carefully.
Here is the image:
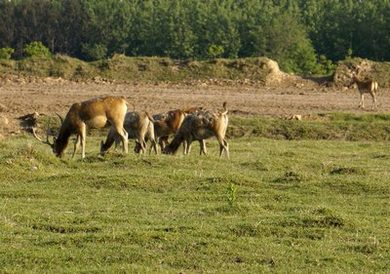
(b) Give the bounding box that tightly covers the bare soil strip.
[0,79,389,136]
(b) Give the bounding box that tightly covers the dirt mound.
[263,59,317,88]
[333,58,390,89]
[333,58,376,88]
[0,55,320,88]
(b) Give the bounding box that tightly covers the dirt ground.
[0,77,389,137]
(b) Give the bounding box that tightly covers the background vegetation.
[1,0,390,74]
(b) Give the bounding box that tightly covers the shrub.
[23,41,51,58]
[81,43,107,61]
[0,47,14,59]
[207,44,224,59]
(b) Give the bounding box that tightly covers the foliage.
[1,1,390,73]
[81,43,108,61]
[23,41,51,58]
[207,45,225,59]
[0,47,14,59]
[227,183,238,207]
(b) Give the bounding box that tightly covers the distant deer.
[349,69,379,110]
[34,96,129,159]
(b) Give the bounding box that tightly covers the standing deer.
[34,96,129,159]
[100,111,158,155]
[152,107,203,152]
[164,102,229,158]
[349,70,379,110]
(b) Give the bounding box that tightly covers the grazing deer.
[152,107,203,151]
[164,102,229,158]
[100,111,158,155]
[33,96,129,159]
[349,70,379,110]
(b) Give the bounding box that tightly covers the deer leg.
[151,139,158,154]
[147,134,158,155]
[183,140,188,155]
[100,128,117,155]
[114,135,120,151]
[80,124,86,159]
[136,133,146,154]
[199,140,207,155]
[159,136,168,151]
[217,135,229,159]
[141,132,148,154]
[183,140,192,155]
[371,92,377,110]
[123,129,129,154]
[359,93,365,109]
[184,139,193,155]
[220,139,229,159]
[72,134,81,158]
[140,140,147,154]
[113,124,128,154]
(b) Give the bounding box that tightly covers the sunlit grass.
[0,134,389,272]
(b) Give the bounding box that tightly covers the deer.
[100,111,158,155]
[349,69,379,110]
[163,102,229,158]
[152,107,203,151]
[33,96,129,159]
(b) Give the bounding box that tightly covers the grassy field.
[0,123,389,272]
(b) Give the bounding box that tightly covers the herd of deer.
[31,66,379,159]
[33,97,229,159]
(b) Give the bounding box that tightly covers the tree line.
[0,0,389,74]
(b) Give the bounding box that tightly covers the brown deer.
[152,107,203,151]
[349,70,379,110]
[100,111,157,155]
[34,96,129,159]
[164,102,229,158]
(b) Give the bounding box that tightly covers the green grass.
[0,133,389,272]
[229,113,390,141]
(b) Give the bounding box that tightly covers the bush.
[207,44,224,59]
[23,41,51,58]
[316,55,336,75]
[81,43,107,61]
[0,47,14,59]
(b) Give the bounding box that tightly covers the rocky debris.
[291,114,302,121]
[0,114,9,126]
[0,114,14,137]
[284,114,302,121]
[0,103,8,112]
